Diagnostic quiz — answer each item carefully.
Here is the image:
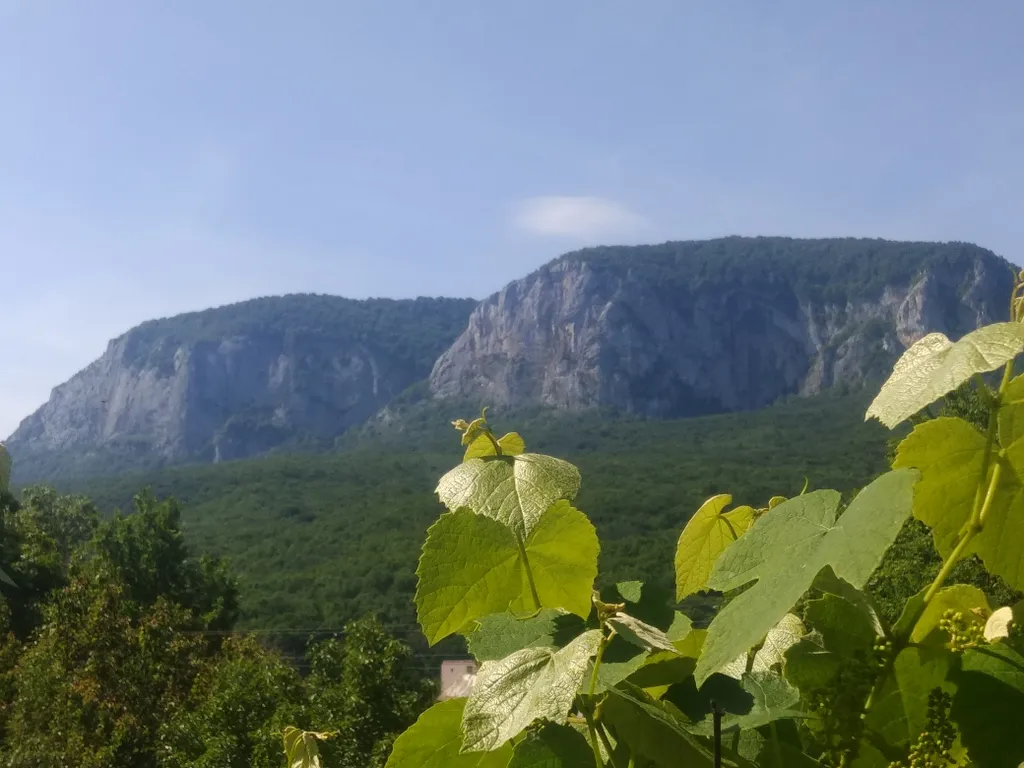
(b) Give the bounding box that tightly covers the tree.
[89,490,238,631]
[159,636,305,768]
[4,577,204,767]
[306,617,434,768]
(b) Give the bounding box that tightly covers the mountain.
[8,236,1016,483]
[6,295,476,482]
[430,237,1014,415]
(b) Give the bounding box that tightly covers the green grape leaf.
[461,629,602,752]
[895,418,1024,591]
[863,646,954,750]
[385,698,513,767]
[615,580,644,603]
[602,684,734,767]
[464,432,527,461]
[998,374,1024,448]
[507,724,593,768]
[675,495,756,600]
[723,671,803,732]
[283,727,333,768]
[866,323,1024,428]
[696,470,915,684]
[626,629,706,696]
[805,594,876,656]
[416,502,598,644]
[751,613,805,673]
[466,610,561,661]
[608,612,679,654]
[951,644,1024,768]
[0,443,10,492]
[783,632,839,693]
[909,584,990,645]
[436,453,581,537]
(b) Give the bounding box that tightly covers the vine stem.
[581,626,614,767]
[515,533,542,610]
[580,700,605,768]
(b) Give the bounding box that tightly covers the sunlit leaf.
[416,502,598,644]
[895,417,1024,591]
[866,324,1024,428]
[385,698,513,767]
[461,629,601,752]
[436,453,581,537]
[675,495,755,600]
[464,432,527,461]
[696,470,915,684]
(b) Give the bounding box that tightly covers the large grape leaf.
[675,495,756,600]
[866,323,1024,429]
[951,644,1024,768]
[467,610,561,661]
[461,629,601,752]
[0,443,10,492]
[894,417,1024,591]
[436,453,581,537]
[385,698,513,767]
[695,470,915,684]
[416,502,598,644]
[506,724,593,768]
[862,646,954,751]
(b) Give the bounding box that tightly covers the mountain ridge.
[7,236,1016,483]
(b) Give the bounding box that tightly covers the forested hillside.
[67,393,892,634]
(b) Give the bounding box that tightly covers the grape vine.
[288,272,1024,766]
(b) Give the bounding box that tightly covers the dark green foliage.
[0,485,433,767]
[5,578,205,768]
[554,236,1013,312]
[89,491,239,631]
[306,617,435,768]
[159,636,306,768]
[68,393,891,634]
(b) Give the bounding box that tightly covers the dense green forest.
[554,236,1013,310]
[64,393,892,637]
[122,294,477,373]
[0,485,432,767]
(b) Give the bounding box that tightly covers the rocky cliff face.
[7,295,476,481]
[429,238,1013,416]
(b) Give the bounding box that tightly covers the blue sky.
[2,1,1024,437]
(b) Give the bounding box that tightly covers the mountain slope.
[430,237,1014,415]
[7,295,477,483]
[65,391,890,634]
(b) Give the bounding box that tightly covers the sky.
[2,1,1024,437]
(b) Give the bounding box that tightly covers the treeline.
[0,487,432,768]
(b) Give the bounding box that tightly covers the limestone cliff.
[8,295,476,481]
[429,237,1013,416]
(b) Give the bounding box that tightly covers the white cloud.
[513,196,649,241]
